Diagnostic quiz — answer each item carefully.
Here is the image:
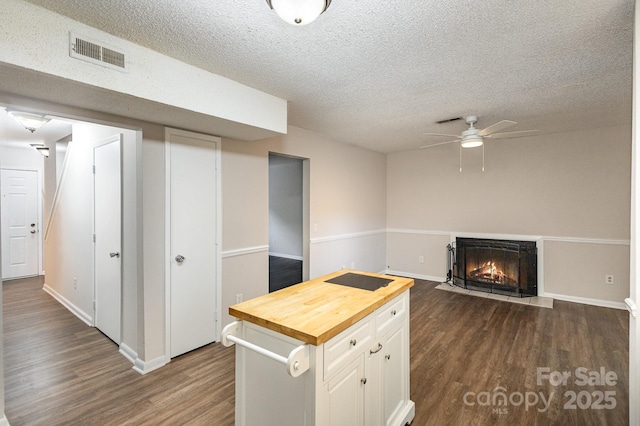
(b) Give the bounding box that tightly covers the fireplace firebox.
[453,238,537,297]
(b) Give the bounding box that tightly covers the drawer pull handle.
[361,378,367,385]
[370,343,383,355]
[350,339,357,346]
[391,310,397,316]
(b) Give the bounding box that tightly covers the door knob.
[175,254,185,263]
[30,230,36,234]
[109,252,120,258]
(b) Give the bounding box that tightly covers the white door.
[167,128,219,358]
[94,136,122,344]
[1,169,39,280]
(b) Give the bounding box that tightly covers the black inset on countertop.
[324,273,394,291]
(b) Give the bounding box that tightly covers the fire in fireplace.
[452,238,537,297]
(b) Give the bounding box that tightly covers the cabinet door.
[326,354,366,426]
[382,324,407,425]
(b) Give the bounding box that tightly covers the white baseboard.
[43,283,92,326]
[541,292,627,310]
[385,269,445,283]
[132,355,167,375]
[119,342,138,364]
[0,414,10,426]
[268,252,303,261]
[386,270,626,311]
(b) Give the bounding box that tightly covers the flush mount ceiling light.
[266,0,331,25]
[8,111,51,133]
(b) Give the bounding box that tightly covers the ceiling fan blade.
[419,139,461,148]
[486,130,539,139]
[423,132,461,138]
[478,120,517,136]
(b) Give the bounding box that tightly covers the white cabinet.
[228,289,414,426]
[323,292,413,426]
[326,354,366,426]
[382,323,409,425]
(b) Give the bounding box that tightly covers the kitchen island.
[223,270,415,426]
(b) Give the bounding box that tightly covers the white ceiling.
[12,0,635,153]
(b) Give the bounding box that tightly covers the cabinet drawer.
[324,316,374,380]
[376,292,407,335]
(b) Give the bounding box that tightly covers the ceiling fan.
[421,116,538,149]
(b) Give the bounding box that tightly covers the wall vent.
[69,32,128,72]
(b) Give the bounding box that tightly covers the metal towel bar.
[221,321,310,378]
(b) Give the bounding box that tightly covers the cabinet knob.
[349,339,357,346]
[385,354,391,360]
[360,378,367,385]
[391,309,397,316]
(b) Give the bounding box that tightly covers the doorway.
[93,136,122,344]
[165,128,221,359]
[1,168,39,280]
[268,153,309,292]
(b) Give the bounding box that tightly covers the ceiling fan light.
[8,111,51,133]
[461,137,483,148]
[266,0,330,25]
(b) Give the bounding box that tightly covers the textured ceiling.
[16,0,635,153]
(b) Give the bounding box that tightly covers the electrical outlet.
[605,275,614,285]
[236,294,243,303]
[418,256,424,263]
[73,277,77,289]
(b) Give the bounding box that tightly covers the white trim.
[119,342,138,364]
[268,252,303,261]
[541,291,627,310]
[387,228,630,246]
[387,228,451,237]
[0,414,10,426]
[450,231,543,243]
[222,245,269,259]
[542,236,630,246]
[132,355,167,375]
[385,269,445,283]
[43,283,92,326]
[310,229,386,244]
[164,128,222,363]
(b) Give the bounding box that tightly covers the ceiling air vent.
[69,32,128,72]
[436,116,463,124]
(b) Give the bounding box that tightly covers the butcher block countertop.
[228,270,414,345]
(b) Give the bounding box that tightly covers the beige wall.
[387,124,631,306]
[220,126,388,326]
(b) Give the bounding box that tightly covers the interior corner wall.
[43,121,140,349]
[220,126,388,327]
[139,123,166,364]
[387,124,631,305]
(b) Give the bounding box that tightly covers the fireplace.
[453,238,537,297]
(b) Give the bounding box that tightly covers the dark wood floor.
[3,276,629,425]
[269,255,302,292]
